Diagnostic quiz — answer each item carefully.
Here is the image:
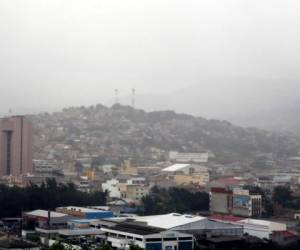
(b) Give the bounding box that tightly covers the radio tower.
[131,88,135,108]
[115,89,119,104]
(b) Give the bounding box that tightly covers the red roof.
[212,177,243,187]
[209,214,243,222]
[211,187,232,194]
[274,231,298,239]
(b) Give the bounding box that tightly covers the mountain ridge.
[113,77,300,134]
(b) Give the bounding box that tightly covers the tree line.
[0,178,106,218]
[141,186,209,215]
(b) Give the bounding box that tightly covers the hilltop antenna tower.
[5,108,13,117]
[131,88,135,108]
[115,89,119,104]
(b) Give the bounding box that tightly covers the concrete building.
[127,177,146,185]
[33,160,58,174]
[210,188,233,215]
[103,178,150,202]
[162,164,209,176]
[120,184,149,203]
[239,219,286,240]
[102,179,122,199]
[174,174,209,186]
[169,151,209,163]
[75,176,91,193]
[0,116,33,177]
[120,160,138,176]
[209,215,287,240]
[22,209,72,235]
[210,188,262,218]
[232,189,262,217]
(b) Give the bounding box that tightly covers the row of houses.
[101,164,211,204]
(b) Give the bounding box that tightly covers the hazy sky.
[0,0,300,115]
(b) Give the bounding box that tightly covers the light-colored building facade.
[174,174,209,186]
[33,160,58,174]
[102,179,122,199]
[120,184,149,202]
[103,178,150,202]
[162,164,209,176]
[169,151,209,163]
[239,219,286,240]
[210,188,233,215]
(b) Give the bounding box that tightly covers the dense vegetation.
[141,186,209,215]
[273,186,300,210]
[0,178,106,218]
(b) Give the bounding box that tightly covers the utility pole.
[131,88,135,108]
[115,89,119,104]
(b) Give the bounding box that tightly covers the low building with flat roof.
[23,210,72,231]
[56,206,113,220]
[101,221,194,250]
[209,215,288,240]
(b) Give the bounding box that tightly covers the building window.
[146,238,162,242]
[178,237,193,241]
[163,238,177,241]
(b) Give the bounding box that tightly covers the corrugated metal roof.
[25,209,68,218]
[135,213,205,229]
[162,164,191,172]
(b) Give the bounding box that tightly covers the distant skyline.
[1,1,300,126]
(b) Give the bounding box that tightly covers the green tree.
[95,244,114,250]
[141,186,209,215]
[0,178,106,218]
[273,186,292,207]
[130,245,144,250]
[48,242,67,250]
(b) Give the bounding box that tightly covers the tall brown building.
[0,116,33,176]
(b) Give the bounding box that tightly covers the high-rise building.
[0,116,33,176]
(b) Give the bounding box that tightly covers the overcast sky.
[0,0,300,115]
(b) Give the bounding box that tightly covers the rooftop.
[210,177,243,187]
[105,222,164,236]
[25,209,68,218]
[135,213,205,229]
[238,219,286,230]
[58,206,106,213]
[209,214,243,222]
[162,164,191,172]
[273,230,298,239]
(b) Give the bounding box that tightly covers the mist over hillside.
[118,77,300,133]
[30,104,300,167]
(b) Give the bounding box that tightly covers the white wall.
[102,179,121,198]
